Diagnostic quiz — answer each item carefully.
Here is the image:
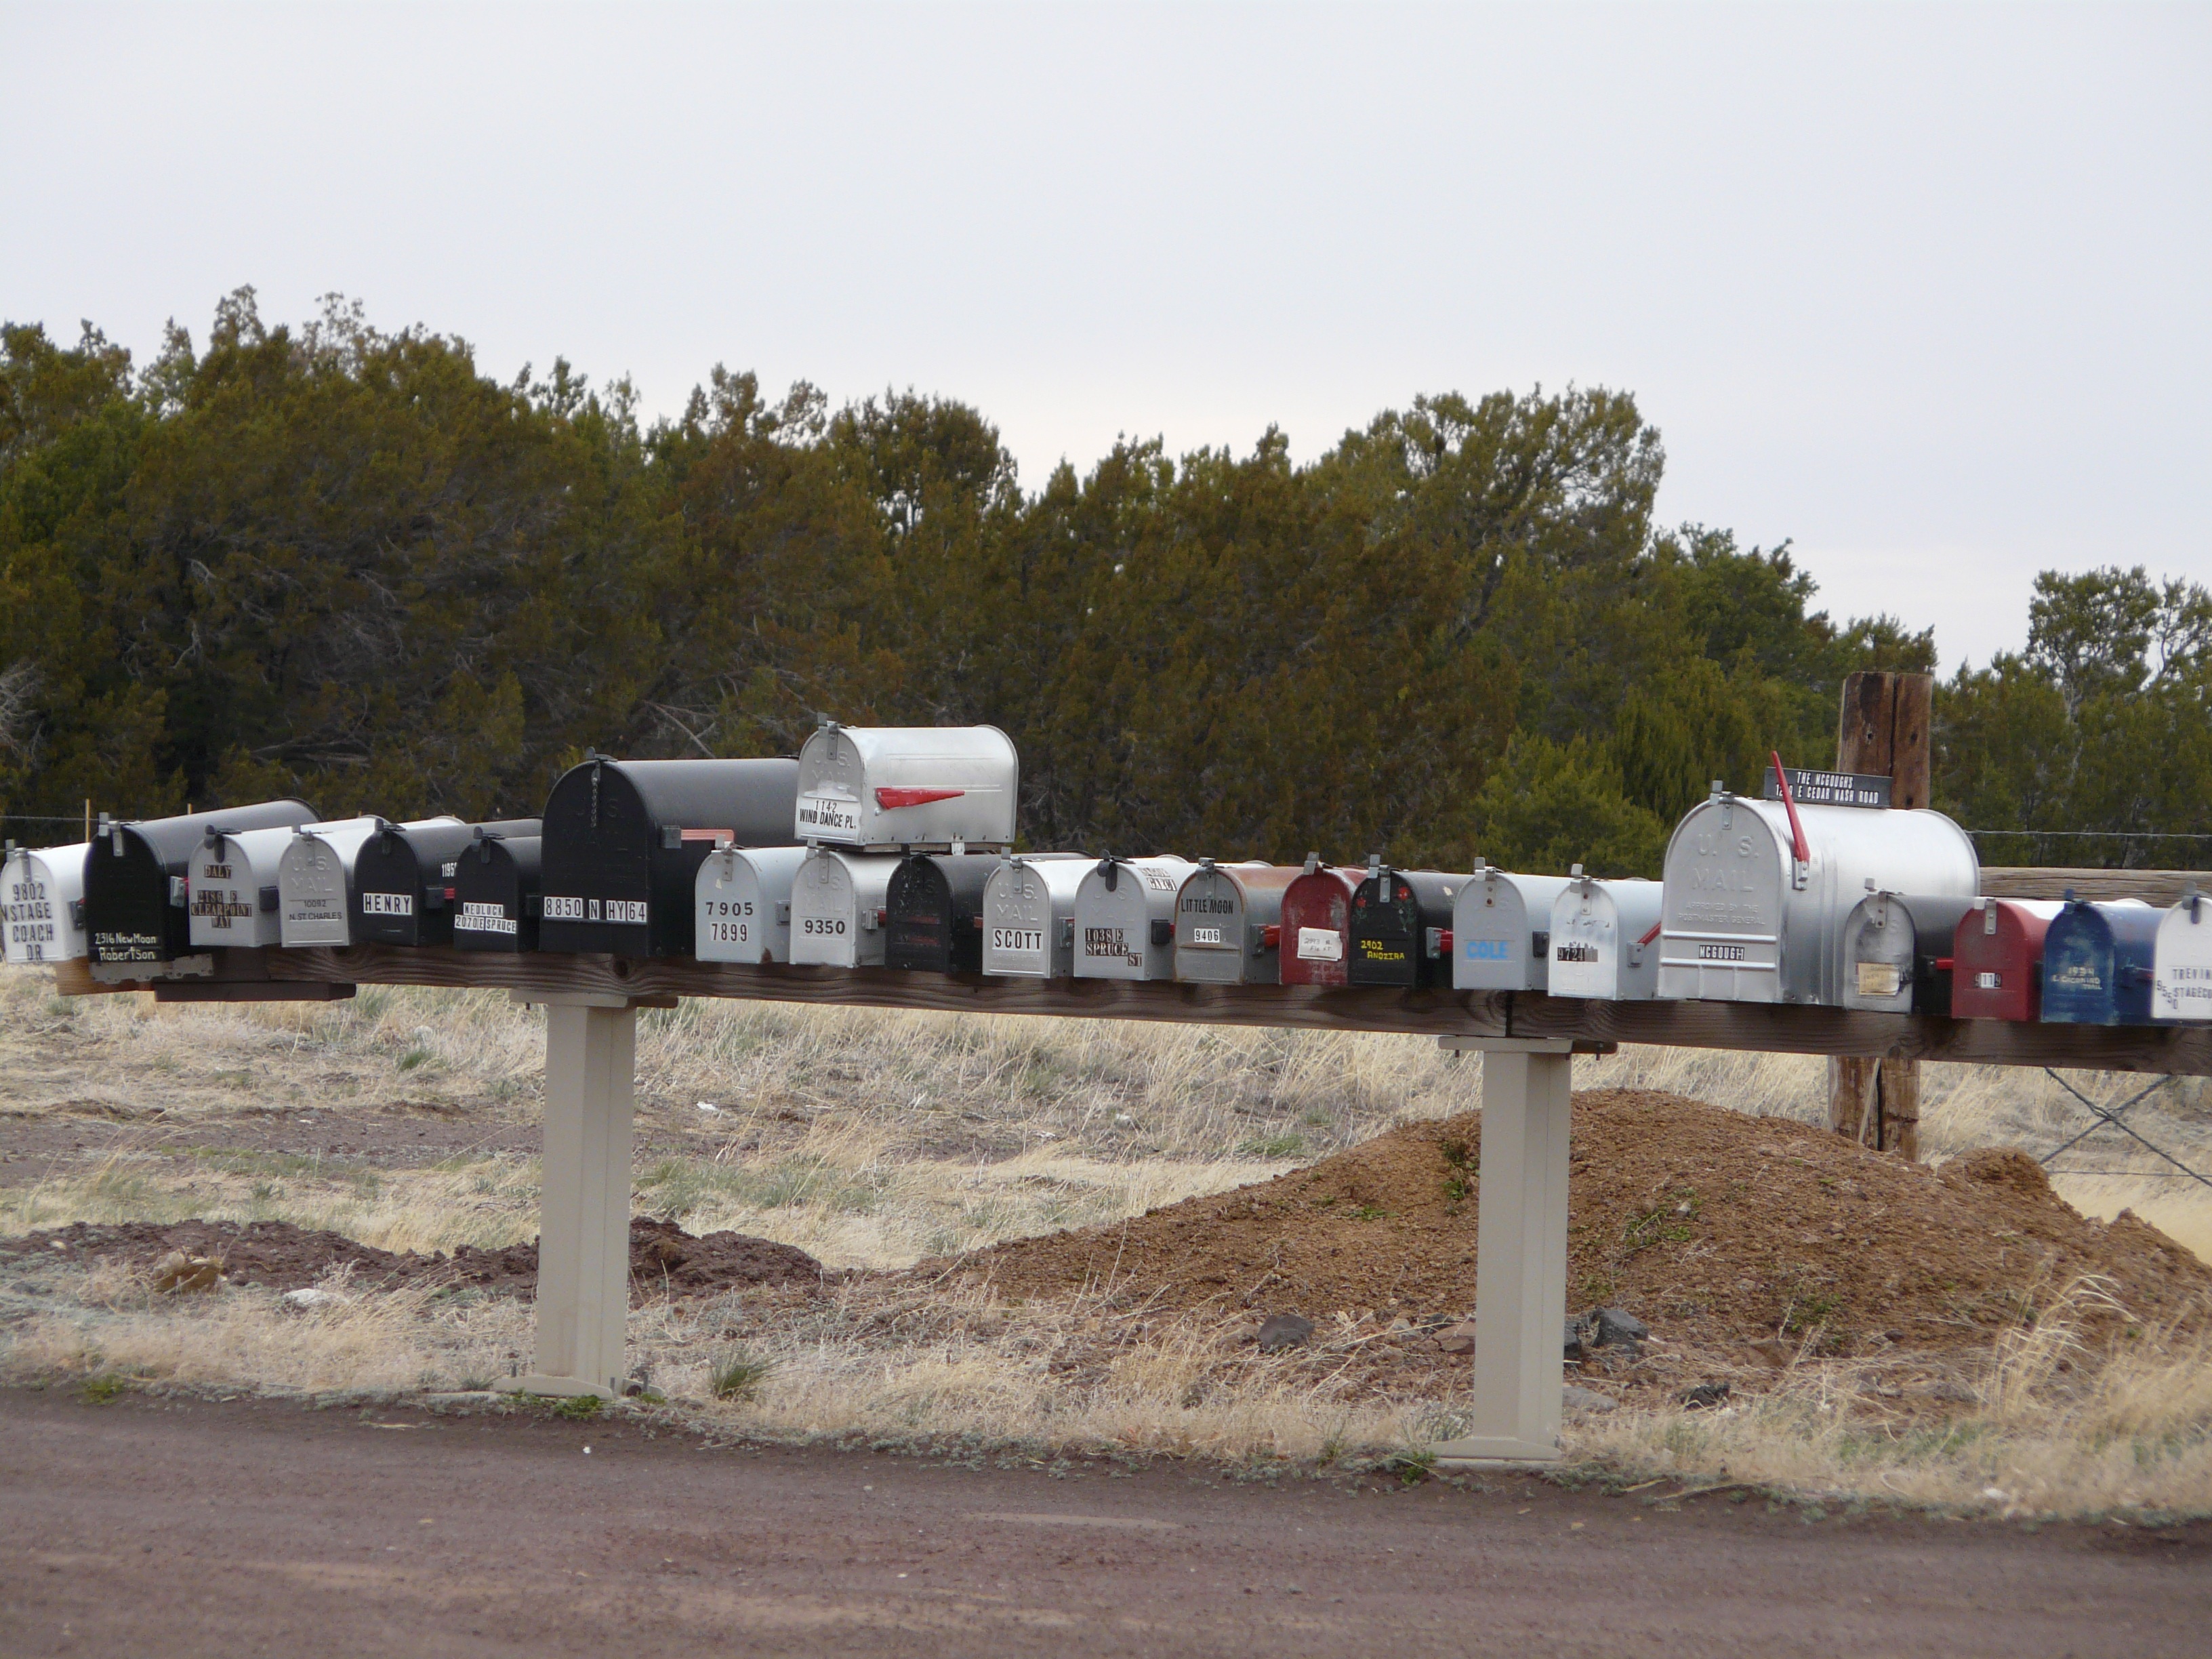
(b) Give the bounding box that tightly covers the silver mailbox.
[2154,893,2212,1022]
[1072,856,1192,981]
[1545,870,1664,1001]
[794,723,1018,853]
[787,848,900,966]
[982,855,1090,978]
[695,844,810,964]
[1656,789,1979,1004]
[1452,865,1575,992]
[1839,890,1979,1015]
[1173,861,1298,985]
[3,842,89,964]
[278,817,457,948]
[194,819,380,949]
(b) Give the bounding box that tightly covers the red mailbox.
[1277,855,1367,987]
[1949,898,2064,1021]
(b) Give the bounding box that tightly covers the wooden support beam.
[1984,869,2207,906]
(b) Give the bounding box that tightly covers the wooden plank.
[1983,869,2205,906]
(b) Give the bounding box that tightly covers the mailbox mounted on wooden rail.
[1348,859,1462,989]
[1174,861,1298,985]
[694,844,808,966]
[85,800,319,973]
[1950,898,2065,1022]
[280,818,460,948]
[1277,857,1367,988]
[1547,870,1664,1002]
[884,853,1000,973]
[3,841,89,966]
[1838,890,1978,1016]
[794,724,1018,853]
[2041,897,2160,1027]
[983,855,1090,978]
[539,756,800,957]
[193,819,378,951]
[354,819,540,949]
[790,847,899,967]
[1452,865,1574,994]
[2154,890,2212,1022]
[1072,856,1191,981]
[451,831,544,954]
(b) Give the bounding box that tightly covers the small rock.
[1680,1382,1732,1410]
[280,1288,350,1313]
[1746,1337,1795,1369]
[1563,1317,1589,1361]
[1592,1307,1650,1348]
[1563,1385,1616,1416]
[1254,1313,1315,1353]
[1437,1319,1477,1355]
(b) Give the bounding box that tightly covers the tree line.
[2,291,2205,875]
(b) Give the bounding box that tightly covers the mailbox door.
[885,853,999,972]
[1656,798,1790,1002]
[1546,880,1618,1000]
[188,826,301,949]
[1349,870,1461,988]
[85,800,318,965]
[2043,901,2159,1025]
[2154,900,2212,1021]
[276,817,407,947]
[1950,899,2061,1021]
[1454,873,1574,991]
[982,859,1088,978]
[352,833,429,946]
[695,845,806,964]
[1072,857,1190,981]
[4,845,89,964]
[1278,867,1362,987]
[1174,864,1294,985]
[790,851,896,966]
[796,725,1019,852]
[453,836,542,952]
[1839,892,1917,1013]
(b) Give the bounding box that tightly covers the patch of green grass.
[1389,1446,1438,1485]
[396,1047,433,1072]
[81,1374,131,1404]
[550,1393,602,1420]
[1238,1134,1307,1159]
[1622,1189,1701,1254]
[1348,1204,1388,1223]
[710,1347,775,1404]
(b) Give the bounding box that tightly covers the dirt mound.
[1,1217,825,1303]
[949,1088,2212,1357]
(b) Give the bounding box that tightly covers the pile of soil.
[1,1216,825,1303]
[948,1088,2212,1357]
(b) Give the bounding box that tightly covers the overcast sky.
[6,1,2205,671]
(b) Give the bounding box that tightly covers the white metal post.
[501,991,639,1400]
[1431,1038,1574,1464]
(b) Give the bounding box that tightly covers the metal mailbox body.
[794,724,1018,853]
[2041,899,2160,1026]
[1838,892,1980,1015]
[539,757,800,957]
[279,817,458,947]
[1547,876,1665,1001]
[1173,862,1299,985]
[1655,795,1979,1004]
[86,800,319,967]
[982,856,1090,978]
[353,819,541,949]
[789,848,899,967]
[1950,899,2065,1022]
[452,834,543,953]
[1452,867,1575,993]
[1277,863,1366,987]
[193,819,377,950]
[1349,867,1465,989]
[884,853,1000,973]
[3,843,89,964]
[1071,857,1191,981]
[2154,897,2212,1022]
[694,844,808,964]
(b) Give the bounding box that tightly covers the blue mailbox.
[2040,897,2161,1026]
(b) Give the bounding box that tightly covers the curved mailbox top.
[795,724,1017,852]
[1547,874,1664,1002]
[1837,890,1980,1015]
[982,855,1092,978]
[3,842,89,965]
[2154,893,2212,1023]
[452,833,544,953]
[1951,897,2066,1022]
[1173,861,1300,985]
[1452,867,1576,992]
[2042,898,2161,1027]
[1072,855,1193,981]
[86,799,319,966]
[1656,794,1978,1006]
[790,848,901,968]
[1349,866,1465,989]
[1278,861,1367,987]
[279,816,461,948]
[695,844,810,965]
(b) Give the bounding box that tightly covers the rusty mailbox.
[1348,859,1464,989]
[789,847,901,967]
[2154,892,2212,1022]
[982,855,1092,978]
[694,844,810,965]
[1655,786,1978,1004]
[353,819,541,948]
[1277,856,1368,988]
[1452,865,1575,993]
[539,756,800,957]
[1173,861,1299,985]
[1837,890,1980,1015]
[1071,856,1192,981]
[794,724,1017,853]
[1546,869,1666,1002]
[85,801,319,971]
[1949,899,2066,1022]
[3,842,89,965]
[452,830,544,954]
[2041,897,2161,1027]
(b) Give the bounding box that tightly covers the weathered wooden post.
[1828,670,1935,1158]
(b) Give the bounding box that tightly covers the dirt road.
[1,1389,2203,1658]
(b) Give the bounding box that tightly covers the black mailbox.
[85,800,319,968]
[538,756,800,956]
[1347,861,1462,989]
[451,832,543,953]
[884,853,999,973]
[352,819,539,947]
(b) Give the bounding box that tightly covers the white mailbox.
[3,842,89,964]
[278,817,456,947]
[1452,865,1576,992]
[787,847,900,966]
[192,819,375,949]
[695,844,809,964]
[793,723,1018,853]
[1546,869,1664,1001]
[1072,856,1192,981]
[2154,892,2212,1022]
[982,855,1090,978]
[1656,787,1979,1004]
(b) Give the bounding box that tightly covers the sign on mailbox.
[3,842,89,965]
[794,724,1018,853]
[695,844,808,965]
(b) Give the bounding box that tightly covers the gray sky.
[7,1,2206,671]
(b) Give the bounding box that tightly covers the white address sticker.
[1296,926,1343,962]
[1190,926,1224,946]
[361,891,414,916]
[796,794,860,835]
[543,895,586,920]
[455,903,518,935]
